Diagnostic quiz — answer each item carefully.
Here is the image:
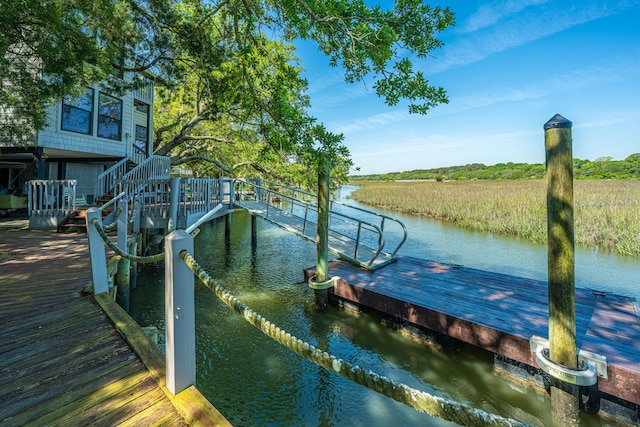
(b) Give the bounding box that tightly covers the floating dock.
[304,256,640,409]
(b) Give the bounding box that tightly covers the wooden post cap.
[544,114,572,130]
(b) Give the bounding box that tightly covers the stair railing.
[97,158,129,198]
[121,155,171,182]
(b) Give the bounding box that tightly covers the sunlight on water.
[130,194,634,426]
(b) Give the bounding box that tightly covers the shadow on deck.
[0,224,228,426]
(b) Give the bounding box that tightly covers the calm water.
[129,185,638,426]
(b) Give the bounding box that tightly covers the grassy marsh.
[350,180,640,258]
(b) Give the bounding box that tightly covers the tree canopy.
[0,0,455,187]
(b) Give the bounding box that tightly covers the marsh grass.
[350,180,640,257]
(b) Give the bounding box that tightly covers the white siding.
[37,76,154,160]
[66,163,102,201]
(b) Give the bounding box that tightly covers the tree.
[0,0,139,143]
[1,0,455,187]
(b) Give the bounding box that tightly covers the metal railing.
[234,179,407,268]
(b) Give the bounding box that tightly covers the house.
[0,74,155,227]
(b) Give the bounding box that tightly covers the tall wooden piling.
[315,153,330,310]
[251,215,257,246]
[544,114,578,426]
[115,258,131,312]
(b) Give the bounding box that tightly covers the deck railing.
[178,178,222,223]
[27,180,78,218]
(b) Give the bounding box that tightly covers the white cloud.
[332,109,410,134]
[333,63,630,135]
[460,0,551,34]
[430,0,637,74]
[575,111,640,129]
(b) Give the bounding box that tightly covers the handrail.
[235,179,398,268]
[252,178,407,257]
[97,158,129,197]
[331,199,408,257]
[99,191,127,211]
[121,155,171,182]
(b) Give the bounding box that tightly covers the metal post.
[544,114,579,426]
[165,230,196,395]
[86,207,109,295]
[315,153,330,310]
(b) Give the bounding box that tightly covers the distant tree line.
[350,153,640,182]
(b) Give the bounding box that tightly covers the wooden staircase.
[56,210,88,233]
[56,191,116,233]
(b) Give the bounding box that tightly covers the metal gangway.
[233,179,407,270]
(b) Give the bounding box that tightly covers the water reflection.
[129,187,634,426]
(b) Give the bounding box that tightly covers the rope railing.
[179,249,530,427]
[103,206,124,231]
[91,218,165,264]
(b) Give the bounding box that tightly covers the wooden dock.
[304,256,640,406]
[0,224,228,426]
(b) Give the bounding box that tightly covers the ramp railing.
[234,179,407,269]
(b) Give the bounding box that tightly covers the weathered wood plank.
[9,361,143,426]
[0,228,219,426]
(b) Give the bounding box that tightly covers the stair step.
[59,223,87,228]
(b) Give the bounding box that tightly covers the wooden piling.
[315,153,330,310]
[251,215,257,246]
[86,207,109,295]
[115,257,131,312]
[225,211,231,241]
[544,114,579,426]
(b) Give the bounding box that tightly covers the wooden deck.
[304,256,640,406]
[0,224,228,426]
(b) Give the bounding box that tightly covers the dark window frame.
[61,88,94,135]
[97,92,123,141]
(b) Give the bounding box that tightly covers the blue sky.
[295,0,640,175]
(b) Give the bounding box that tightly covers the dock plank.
[0,229,189,426]
[305,255,640,405]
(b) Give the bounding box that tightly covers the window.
[97,93,122,140]
[61,89,94,134]
[135,102,149,114]
[133,100,150,154]
[135,125,148,154]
